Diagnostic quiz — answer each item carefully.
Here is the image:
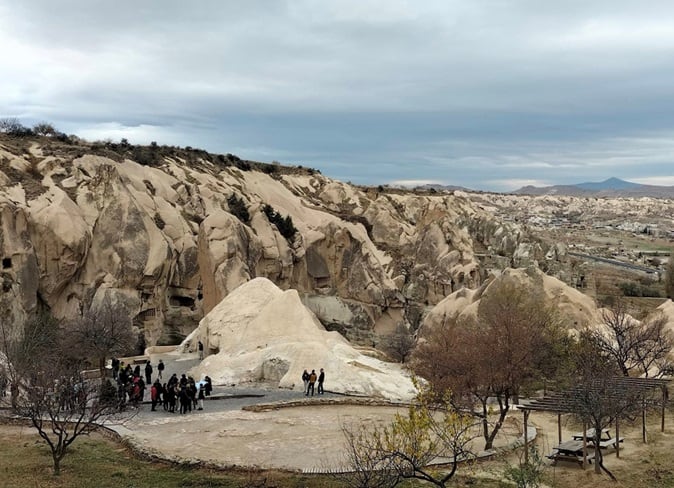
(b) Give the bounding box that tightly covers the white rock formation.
[184,278,417,401]
[422,267,601,332]
[657,299,674,335]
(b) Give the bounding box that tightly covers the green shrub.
[618,281,662,297]
[227,194,250,224]
[504,446,545,488]
[262,204,297,240]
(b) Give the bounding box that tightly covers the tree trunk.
[52,453,61,475]
[10,383,18,410]
[485,404,509,450]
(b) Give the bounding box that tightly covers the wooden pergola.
[518,377,670,467]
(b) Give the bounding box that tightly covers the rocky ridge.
[0,135,561,345]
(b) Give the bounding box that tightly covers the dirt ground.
[117,404,521,471]
[3,404,673,486]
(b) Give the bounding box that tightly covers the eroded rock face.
[0,196,39,333]
[184,278,417,400]
[421,267,601,334]
[0,136,535,346]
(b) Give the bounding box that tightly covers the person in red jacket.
[150,380,160,411]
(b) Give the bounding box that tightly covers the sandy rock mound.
[184,278,416,401]
[657,299,674,334]
[422,267,600,331]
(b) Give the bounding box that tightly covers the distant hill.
[414,183,474,193]
[514,177,674,198]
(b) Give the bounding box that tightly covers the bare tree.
[381,322,415,364]
[337,386,477,488]
[13,355,123,475]
[571,334,645,479]
[335,423,401,488]
[32,121,56,136]
[590,300,674,378]
[0,310,59,409]
[1,309,127,475]
[65,297,135,375]
[413,281,567,450]
[0,117,23,133]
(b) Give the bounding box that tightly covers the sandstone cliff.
[0,135,541,346]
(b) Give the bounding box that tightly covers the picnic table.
[572,428,624,448]
[547,440,595,465]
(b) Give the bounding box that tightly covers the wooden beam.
[557,413,562,444]
[642,400,648,443]
[582,421,588,469]
[662,385,667,433]
[523,410,530,464]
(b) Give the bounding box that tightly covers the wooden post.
[582,421,588,469]
[615,418,620,458]
[642,400,647,443]
[523,410,530,464]
[662,385,667,433]
[557,413,562,444]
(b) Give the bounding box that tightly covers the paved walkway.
[118,350,338,417]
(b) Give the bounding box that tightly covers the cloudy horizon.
[2,1,674,191]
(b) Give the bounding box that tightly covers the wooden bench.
[547,450,596,466]
[597,437,624,449]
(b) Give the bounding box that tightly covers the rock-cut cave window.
[2,258,11,269]
[169,296,195,308]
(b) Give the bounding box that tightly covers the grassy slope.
[3,423,673,488]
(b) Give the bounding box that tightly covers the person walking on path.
[198,340,204,360]
[145,361,153,385]
[302,369,309,395]
[204,376,212,397]
[317,368,325,395]
[157,359,165,380]
[197,385,205,410]
[111,357,120,381]
[307,369,317,396]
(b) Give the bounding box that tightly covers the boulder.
[185,278,416,401]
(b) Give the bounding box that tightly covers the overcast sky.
[2,1,674,191]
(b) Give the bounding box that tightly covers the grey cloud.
[3,0,674,190]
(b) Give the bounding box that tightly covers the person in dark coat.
[317,368,325,395]
[302,369,309,394]
[118,366,128,386]
[204,376,212,396]
[162,383,169,411]
[307,370,317,396]
[157,359,165,380]
[138,377,146,402]
[166,384,176,413]
[145,361,153,385]
[179,386,190,414]
[111,357,120,381]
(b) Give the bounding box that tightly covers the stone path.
[109,350,401,471]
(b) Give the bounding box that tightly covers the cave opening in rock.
[169,295,195,308]
[2,257,11,269]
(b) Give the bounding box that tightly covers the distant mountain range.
[513,177,674,198]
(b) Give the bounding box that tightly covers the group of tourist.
[111,357,212,413]
[150,372,213,414]
[301,368,325,396]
